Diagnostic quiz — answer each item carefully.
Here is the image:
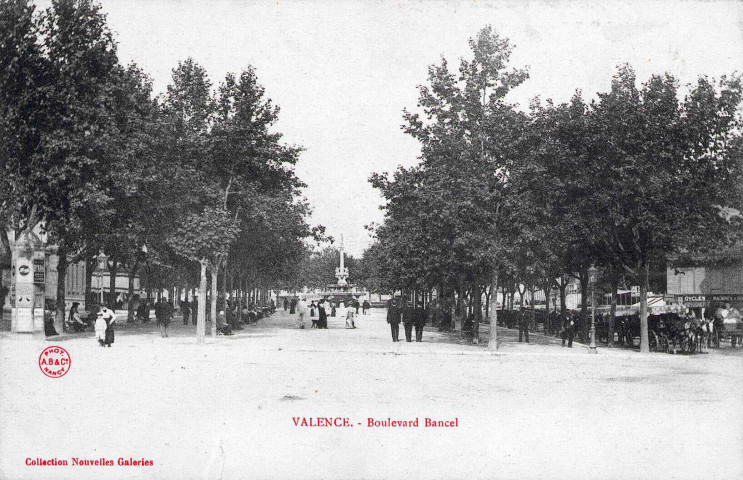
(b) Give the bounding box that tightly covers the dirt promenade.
[1,308,741,480]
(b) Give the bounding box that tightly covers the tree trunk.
[236,277,242,324]
[127,262,138,323]
[221,260,227,304]
[484,287,491,319]
[84,255,95,308]
[467,288,474,318]
[639,260,650,353]
[509,286,515,311]
[455,282,465,330]
[448,288,456,330]
[146,270,152,303]
[54,244,68,335]
[472,284,481,344]
[558,279,567,313]
[488,271,499,350]
[579,270,589,316]
[197,259,207,344]
[0,231,9,312]
[530,287,536,326]
[609,269,618,347]
[108,258,118,311]
[210,262,218,337]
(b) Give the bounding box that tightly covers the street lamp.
[97,251,108,306]
[588,265,598,354]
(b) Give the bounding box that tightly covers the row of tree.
[0,0,322,341]
[365,26,743,351]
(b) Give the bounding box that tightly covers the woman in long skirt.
[318,300,328,329]
[100,307,115,347]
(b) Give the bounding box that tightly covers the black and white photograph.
[1,1,742,479]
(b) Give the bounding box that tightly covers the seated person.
[66,302,88,333]
[137,301,149,322]
[247,303,257,323]
[216,310,233,335]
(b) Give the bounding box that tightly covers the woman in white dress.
[337,302,347,328]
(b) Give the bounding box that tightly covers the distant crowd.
[283,297,371,330]
[61,295,278,346]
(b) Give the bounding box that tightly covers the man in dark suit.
[154,298,173,338]
[414,302,426,342]
[561,312,574,347]
[401,299,414,342]
[386,299,400,342]
[518,307,530,343]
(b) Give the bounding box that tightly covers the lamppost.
[97,251,108,306]
[588,265,598,354]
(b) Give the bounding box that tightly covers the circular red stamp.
[39,346,71,378]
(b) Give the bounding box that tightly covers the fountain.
[321,236,363,304]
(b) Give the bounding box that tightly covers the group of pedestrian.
[559,311,575,348]
[295,297,359,330]
[386,298,425,342]
[297,297,327,329]
[94,306,116,347]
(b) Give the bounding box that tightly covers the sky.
[42,0,743,256]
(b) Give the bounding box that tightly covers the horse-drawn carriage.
[596,310,717,354]
[714,306,743,348]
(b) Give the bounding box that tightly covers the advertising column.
[11,230,42,333]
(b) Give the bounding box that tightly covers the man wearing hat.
[386,298,400,342]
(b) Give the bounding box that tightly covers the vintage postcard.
[1,1,742,479]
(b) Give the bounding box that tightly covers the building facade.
[667,257,743,310]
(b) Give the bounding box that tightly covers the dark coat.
[387,304,400,324]
[105,318,115,344]
[413,307,425,327]
[401,305,414,325]
[154,301,172,325]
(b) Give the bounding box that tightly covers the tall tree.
[589,66,742,352]
[376,26,528,346]
[0,0,130,333]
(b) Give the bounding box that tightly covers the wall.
[667,261,743,295]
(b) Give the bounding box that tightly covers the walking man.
[386,298,400,342]
[561,312,574,348]
[401,299,414,342]
[297,297,308,329]
[155,297,172,338]
[518,307,530,343]
[414,301,425,342]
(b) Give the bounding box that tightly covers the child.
[346,309,356,329]
[95,311,107,347]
